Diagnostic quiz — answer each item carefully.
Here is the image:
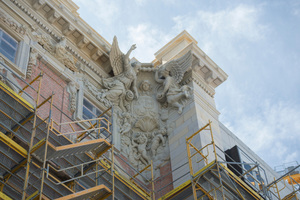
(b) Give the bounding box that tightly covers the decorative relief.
[34,33,77,72]
[67,81,78,113]
[80,37,194,179]
[97,36,140,112]
[84,37,195,179]
[139,80,152,95]
[34,33,54,53]
[26,48,38,79]
[11,0,109,80]
[155,51,193,114]
[0,10,26,35]
[55,37,77,72]
[83,78,112,108]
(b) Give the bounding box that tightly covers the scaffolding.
[158,121,300,200]
[2,57,298,200]
[0,61,155,200]
[268,163,300,200]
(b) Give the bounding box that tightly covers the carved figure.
[132,133,150,166]
[128,148,140,168]
[119,112,131,136]
[121,135,132,156]
[99,36,141,111]
[151,129,166,156]
[155,51,193,114]
[140,80,151,95]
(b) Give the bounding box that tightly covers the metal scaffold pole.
[39,93,54,200]
[22,73,43,200]
[151,160,155,200]
[112,144,115,200]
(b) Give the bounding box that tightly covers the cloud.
[73,0,300,169]
[171,4,269,62]
[73,0,120,25]
[122,4,269,63]
[134,0,147,6]
[123,23,173,62]
[219,83,300,167]
[291,0,300,17]
[174,4,267,41]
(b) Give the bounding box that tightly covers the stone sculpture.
[132,133,150,166]
[119,112,132,136]
[155,51,193,114]
[88,37,195,180]
[151,128,167,156]
[98,36,141,112]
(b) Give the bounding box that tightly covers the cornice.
[183,72,215,98]
[0,8,26,36]
[154,30,197,59]
[190,43,228,84]
[9,0,109,78]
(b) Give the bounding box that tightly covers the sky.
[72,0,300,169]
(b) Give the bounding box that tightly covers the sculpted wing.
[164,50,193,83]
[109,36,124,76]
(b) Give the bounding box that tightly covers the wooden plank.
[54,185,111,200]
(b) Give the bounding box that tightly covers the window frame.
[78,94,111,140]
[0,26,30,76]
[0,28,18,63]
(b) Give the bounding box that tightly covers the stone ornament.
[98,36,141,112]
[119,112,132,136]
[151,128,167,157]
[81,37,194,180]
[55,37,77,72]
[34,33,54,53]
[67,81,78,113]
[132,133,150,166]
[34,33,77,72]
[26,48,38,79]
[0,10,26,35]
[139,80,152,95]
[155,51,193,114]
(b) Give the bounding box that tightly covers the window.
[83,98,102,120]
[0,29,18,63]
[82,98,110,138]
[244,163,255,183]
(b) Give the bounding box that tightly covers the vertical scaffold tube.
[22,74,43,200]
[39,93,54,200]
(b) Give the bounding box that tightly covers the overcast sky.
[73,0,300,169]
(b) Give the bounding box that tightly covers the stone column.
[168,75,224,188]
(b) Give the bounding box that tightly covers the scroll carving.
[67,81,78,114]
[26,48,38,79]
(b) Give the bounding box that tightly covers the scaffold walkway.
[1,59,298,200]
[158,121,300,200]
[0,61,153,200]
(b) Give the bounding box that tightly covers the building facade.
[0,0,298,199]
